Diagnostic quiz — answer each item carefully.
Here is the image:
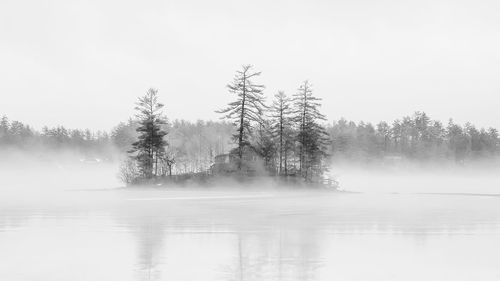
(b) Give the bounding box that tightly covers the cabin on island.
[210,147,267,176]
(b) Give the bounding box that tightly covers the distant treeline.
[0,114,233,168]
[327,112,499,163]
[0,115,114,158]
[1,111,498,166]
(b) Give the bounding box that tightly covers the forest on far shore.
[1,111,498,169]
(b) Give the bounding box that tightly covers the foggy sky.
[1,0,499,131]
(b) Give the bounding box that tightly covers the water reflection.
[1,190,500,281]
[122,217,325,281]
[130,216,166,281]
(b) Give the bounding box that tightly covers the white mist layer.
[331,163,500,194]
[1,154,500,281]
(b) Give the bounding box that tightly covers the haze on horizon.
[1,0,499,131]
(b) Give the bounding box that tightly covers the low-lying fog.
[1,154,500,281]
[334,163,500,194]
[3,151,500,194]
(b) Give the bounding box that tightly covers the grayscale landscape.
[1,0,500,280]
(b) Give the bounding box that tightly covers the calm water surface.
[1,187,500,281]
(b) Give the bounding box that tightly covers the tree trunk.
[284,146,288,176]
[154,151,158,176]
[279,106,283,175]
[238,73,247,170]
[299,88,307,178]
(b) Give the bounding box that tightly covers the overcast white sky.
[1,0,499,131]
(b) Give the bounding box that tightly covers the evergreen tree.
[292,81,329,182]
[129,89,168,179]
[376,121,391,154]
[487,128,499,155]
[446,119,468,163]
[270,91,293,175]
[216,65,266,169]
[0,115,9,144]
[254,120,276,172]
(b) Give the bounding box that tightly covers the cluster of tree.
[0,115,114,158]
[328,112,499,163]
[217,65,330,182]
[113,118,234,178]
[166,119,234,174]
[121,65,331,184]
[117,89,235,184]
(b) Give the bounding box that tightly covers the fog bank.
[332,163,500,194]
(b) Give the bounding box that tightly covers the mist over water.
[1,155,500,281]
[333,163,500,194]
[0,150,121,192]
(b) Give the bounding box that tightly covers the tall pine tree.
[292,81,329,182]
[270,91,293,176]
[216,65,266,169]
[129,88,168,179]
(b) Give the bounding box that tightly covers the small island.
[120,65,337,189]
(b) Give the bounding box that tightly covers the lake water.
[1,168,500,281]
